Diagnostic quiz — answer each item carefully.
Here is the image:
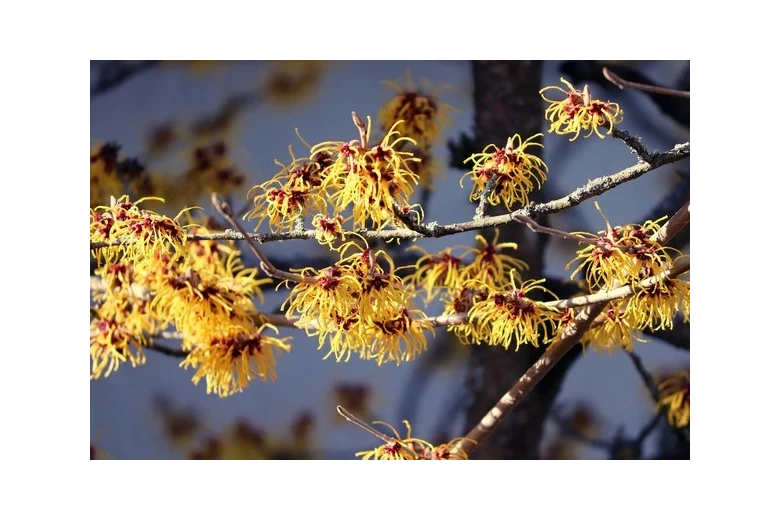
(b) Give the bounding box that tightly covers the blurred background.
[90,60,690,460]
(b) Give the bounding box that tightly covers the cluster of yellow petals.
[468,276,559,349]
[245,148,331,233]
[284,241,431,365]
[90,195,192,267]
[247,118,423,237]
[355,420,471,460]
[540,78,624,141]
[90,261,158,378]
[405,230,536,347]
[462,133,548,210]
[90,212,291,395]
[569,207,689,351]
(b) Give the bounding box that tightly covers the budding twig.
[352,111,369,149]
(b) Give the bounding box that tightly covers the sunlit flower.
[442,285,489,345]
[657,370,690,428]
[355,420,431,460]
[404,245,470,303]
[379,71,455,147]
[152,252,269,348]
[465,230,529,287]
[627,269,690,331]
[246,179,314,232]
[469,275,559,349]
[582,303,645,353]
[540,78,623,141]
[90,315,148,379]
[567,208,678,291]
[312,118,421,229]
[90,195,191,267]
[312,214,346,249]
[462,133,548,210]
[181,324,292,397]
[90,260,160,379]
[368,306,433,366]
[284,264,361,330]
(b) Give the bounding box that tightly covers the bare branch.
[147,340,188,358]
[211,193,316,285]
[603,67,691,98]
[473,175,498,220]
[626,350,660,401]
[611,129,657,163]
[392,203,433,237]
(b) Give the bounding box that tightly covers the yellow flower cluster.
[90,261,158,378]
[568,208,689,351]
[540,78,624,141]
[462,134,548,210]
[90,212,291,396]
[355,420,471,460]
[247,117,422,238]
[403,230,561,349]
[90,195,191,267]
[284,242,432,365]
[469,276,559,349]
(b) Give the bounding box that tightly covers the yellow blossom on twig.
[540,78,623,141]
[462,134,548,210]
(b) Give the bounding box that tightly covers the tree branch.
[90,141,690,251]
[603,67,691,99]
[453,201,690,457]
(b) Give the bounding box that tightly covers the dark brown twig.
[603,67,690,99]
[211,193,315,284]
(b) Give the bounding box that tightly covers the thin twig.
[352,111,369,149]
[603,67,691,98]
[513,213,603,246]
[91,141,690,251]
[211,193,315,284]
[612,128,657,163]
[626,350,660,402]
[147,341,188,358]
[636,412,662,445]
[336,406,420,460]
[392,203,433,237]
[473,175,498,220]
